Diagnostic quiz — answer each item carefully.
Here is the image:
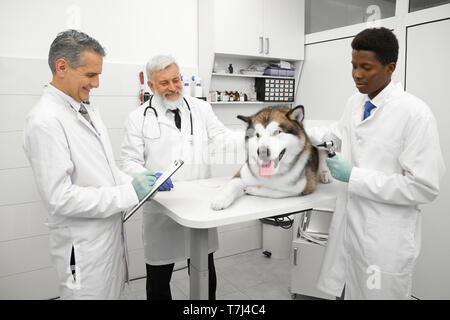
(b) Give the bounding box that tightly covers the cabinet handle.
[265,37,269,54]
[293,247,298,266]
[259,36,264,54]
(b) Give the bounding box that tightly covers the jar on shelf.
[209,91,217,102]
[222,91,229,102]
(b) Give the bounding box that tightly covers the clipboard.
[123,159,184,222]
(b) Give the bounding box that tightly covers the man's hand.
[155,172,174,191]
[326,155,353,183]
[131,171,157,201]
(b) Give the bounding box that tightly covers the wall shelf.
[211,101,263,105]
[212,72,295,80]
[210,101,293,105]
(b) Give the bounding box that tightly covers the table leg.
[189,228,209,300]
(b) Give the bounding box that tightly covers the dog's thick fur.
[211,105,332,210]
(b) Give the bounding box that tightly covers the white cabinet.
[212,0,304,60]
[198,0,304,103]
[290,238,334,300]
[289,209,335,300]
[214,0,264,57]
[263,0,305,60]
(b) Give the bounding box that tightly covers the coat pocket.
[364,216,416,274]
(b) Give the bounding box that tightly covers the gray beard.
[155,92,183,110]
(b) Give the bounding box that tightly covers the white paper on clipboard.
[123,159,184,222]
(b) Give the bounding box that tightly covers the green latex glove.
[131,171,157,202]
[326,154,353,183]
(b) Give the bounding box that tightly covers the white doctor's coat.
[121,95,237,265]
[23,85,138,299]
[308,82,445,299]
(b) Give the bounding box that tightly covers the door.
[213,0,264,56]
[406,19,450,300]
[291,238,333,299]
[263,0,305,60]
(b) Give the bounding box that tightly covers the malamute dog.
[211,105,332,210]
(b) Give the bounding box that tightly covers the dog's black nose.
[257,146,270,160]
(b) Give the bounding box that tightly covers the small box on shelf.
[263,66,295,77]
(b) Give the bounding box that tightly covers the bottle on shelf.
[182,74,191,96]
[228,64,233,74]
[192,75,203,98]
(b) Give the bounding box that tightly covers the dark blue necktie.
[363,101,376,120]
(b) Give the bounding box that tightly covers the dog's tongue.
[259,160,275,178]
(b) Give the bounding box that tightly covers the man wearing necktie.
[23,30,157,299]
[121,55,238,300]
[307,28,445,299]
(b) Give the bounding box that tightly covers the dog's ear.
[287,105,304,123]
[237,115,252,124]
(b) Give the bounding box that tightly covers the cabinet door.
[263,0,304,60]
[213,0,264,56]
[290,240,334,299]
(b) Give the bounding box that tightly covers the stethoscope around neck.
[142,95,193,143]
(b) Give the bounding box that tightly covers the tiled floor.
[121,249,295,300]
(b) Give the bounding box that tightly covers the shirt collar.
[45,83,83,112]
[364,80,396,107]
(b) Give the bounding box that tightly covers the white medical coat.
[121,95,234,265]
[23,84,138,299]
[308,82,445,299]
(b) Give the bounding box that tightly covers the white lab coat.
[121,95,234,265]
[23,85,138,299]
[308,82,445,299]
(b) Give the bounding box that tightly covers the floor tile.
[126,249,295,300]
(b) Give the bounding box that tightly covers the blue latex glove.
[155,172,174,191]
[132,171,156,201]
[326,154,353,183]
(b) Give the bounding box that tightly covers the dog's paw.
[244,186,260,195]
[210,194,234,211]
[319,170,333,183]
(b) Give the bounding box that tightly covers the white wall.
[405,18,450,300]
[296,36,356,120]
[0,0,198,67]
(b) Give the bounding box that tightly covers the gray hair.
[146,55,180,82]
[48,29,106,74]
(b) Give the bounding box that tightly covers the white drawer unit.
[290,238,334,300]
[290,209,334,300]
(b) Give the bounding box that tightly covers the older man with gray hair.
[23,30,156,299]
[120,54,238,300]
